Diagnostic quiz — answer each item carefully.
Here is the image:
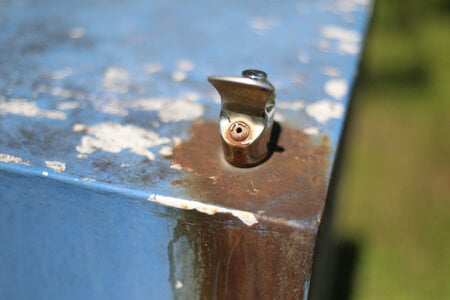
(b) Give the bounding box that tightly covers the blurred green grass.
[336,0,450,299]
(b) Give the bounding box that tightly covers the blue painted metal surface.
[0,0,372,299]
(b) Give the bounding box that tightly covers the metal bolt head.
[242,69,267,81]
[228,121,250,142]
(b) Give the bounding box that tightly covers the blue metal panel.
[0,0,372,298]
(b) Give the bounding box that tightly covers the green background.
[336,0,450,299]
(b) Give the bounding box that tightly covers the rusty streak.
[169,121,331,299]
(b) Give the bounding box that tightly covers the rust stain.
[171,121,330,221]
[169,121,331,299]
[170,212,316,299]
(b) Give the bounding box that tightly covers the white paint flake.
[322,25,361,41]
[277,100,305,110]
[303,127,320,135]
[130,95,204,122]
[250,16,279,34]
[297,52,310,64]
[57,101,80,110]
[37,86,87,100]
[334,0,371,13]
[82,177,96,182]
[45,161,66,173]
[145,62,163,73]
[73,123,86,132]
[171,71,187,82]
[321,25,361,55]
[0,153,31,166]
[321,66,341,77]
[69,27,85,39]
[95,99,129,116]
[170,163,183,170]
[158,146,173,157]
[306,100,345,123]
[148,195,259,226]
[338,42,360,55]
[175,281,183,289]
[74,122,170,160]
[51,68,73,80]
[102,67,131,93]
[158,101,203,122]
[324,78,348,100]
[175,59,195,72]
[0,98,66,120]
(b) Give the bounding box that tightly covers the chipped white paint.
[130,95,204,122]
[175,281,183,289]
[42,171,49,176]
[158,146,173,157]
[37,86,87,100]
[334,0,370,13]
[96,99,129,116]
[0,98,66,120]
[324,78,348,100]
[171,71,187,82]
[145,62,163,73]
[297,52,310,64]
[57,101,80,110]
[306,100,345,123]
[102,67,130,93]
[73,123,86,132]
[303,127,319,135]
[52,68,73,80]
[148,195,259,226]
[69,27,85,39]
[277,100,305,110]
[0,153,31,166]
[249,16,279,34]
[82,177,96,182]
[158,101,203,122]
[338,42,360,55]
[170,163,182,170]
[45,161,66,173]
[321,66,340,77]
[321,25,361,55]
[181,92,201,102]
[128,97,166,111]
[74,122,170,160]
[175,59,195,72]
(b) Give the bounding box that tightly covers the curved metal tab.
[208,70,276,167]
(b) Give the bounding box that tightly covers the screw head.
[228,121,250,141]
[242,69,267,81]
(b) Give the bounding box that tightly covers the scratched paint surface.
[0,0,371,298]
[0,0,371,195]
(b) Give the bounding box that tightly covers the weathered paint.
[0,0,372,298]
[167,121,330,297]
[148,195,258,227]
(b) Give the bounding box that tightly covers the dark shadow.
[331,240,360,300]
[266,121,284,158]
